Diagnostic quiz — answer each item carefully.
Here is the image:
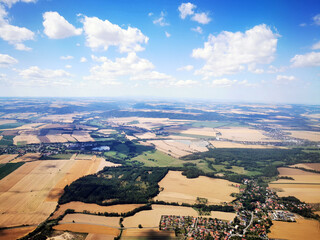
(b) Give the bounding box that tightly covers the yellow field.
[54,224,119,236]
[215,127,275,142]
[180,127,218,137]
[269,167,320,203]
[269,218,320,240]
[52,202,143,219]
[285,130,320,141]
[47,155,103,201]
[46,135,68,143]
[123,204,200,228]
[60,214,120,228]
[13,134,40,145]
[0,154,18,163]
[0,226,36,240]
[0,135,2,141]
[14,123,44,130]
[86,233,116,240]
[0,119,17,125]
[121,229,175,239]
[72,131,95,142]
[210,140,278,148]
[134,132,157,139]
[290,163,320,171]
[154,171,238,204]
[11,153,41,163]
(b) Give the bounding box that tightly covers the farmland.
[154,171,239,204]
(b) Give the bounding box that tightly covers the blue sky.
[0,0,319,104]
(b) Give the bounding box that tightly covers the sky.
[0,0,319,104]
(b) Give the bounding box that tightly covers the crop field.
[86,233,117,240]
[154,171,239,204]
[269,167,320,203]
[52,202,143,219]
[0,154,18,163]
[47,155,104,201]
[209,140,278,149]
[215,127,275,142]
[60,214,120,228]
[291,163,320,171]
[13,134,40,145]
[123,204,200,228]
[130,150,184,167]
[11,153,41,163]
[269,218,320,240]
[121,229,175,239]
[0,119,17,125]
[0,163,24,180]
[72,131,95,142]
[0,226,36,240]
[285,130,320,142]
[179,127,218,138]
[53,224,119,236]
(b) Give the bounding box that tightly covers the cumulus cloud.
[313,14,320,25]
[211,78,237,87]
[60,55,73,60]
[170,80,197,87]
[191,26,202,34]
[192,24,278,78]
[0,5,34,50]
[311,41,320,50]
[0,53,18,67]
[177,65,194,71]
[19,66,71,80]
[178,2,196,19]
[65,64,72,69]
[191,12,211,24]
[85,52,173,84]
[290,52,320,67]
[153,11,169,26]
[165,31,171,38]
[43,12,82,39]
[0,0,36,7]
[276,75,296,82]
[82,16,148,52]
[80,57,87,63]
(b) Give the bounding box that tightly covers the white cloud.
[192,24,278,78]
[299,23,307,27]
[148,12,153,17]
[83,16,148,52]
[177,65,194,71]
[80,57,87,63]
[311,41,320,50]
[19,66,72,80]
[43,11,82,39]
[85,52,173,84]
[211,78,237,87]
[0,5,34,50]
[65,65,72,69]
[248,63,264,74]
[165,31,171,38]
[170,80,197,87]
[313,14,320,25]
[290,52,320,67]
[178,2,196,19]
[191,12,211,24]
[191,26,203,34]
[276,75,296,81]
[153,11,169,26]
[0,0,36,7]
[60,55,74,60]
[0,53,18,67]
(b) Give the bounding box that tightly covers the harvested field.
[72,131,95,142]
[11,153,41,163]
[121,229,175,239]
[98,129,115,135]
[269,218,320,240]
[210,140,278,149]
[13,134,40,145]
[61,134,77,142]
[47,156,104,201]
[60,214,120,228]
[54,224,119,236]
[290,163,320,171]
[0,154,18,163]
[48,232,87,240]
[52,202,143,219]
[86,233,116,240]
[0,120,16,125]
[286,130,320,141]
[46,135,68,143]
[269,167,320,203]
[123,204,200,228]
[147,140,192,158]
[154,171,239,204]
[179,127,218,137]
[135,132,156,139]
[14,123,44,130]
[0,135,2,140]
[215,127,275,142]
[0,226,36,240]
[0,160,71,227]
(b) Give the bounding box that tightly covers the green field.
[0,122,25,129]
[0,135,14,146]
[130,150,185,167]
[191,121,248,128]
[0,162,24,180]
[44,154,73,160]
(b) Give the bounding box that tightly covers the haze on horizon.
[0,0,319,104]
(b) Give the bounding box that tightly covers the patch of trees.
[59,166,168,205]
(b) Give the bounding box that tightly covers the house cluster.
[270,210,296,222]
